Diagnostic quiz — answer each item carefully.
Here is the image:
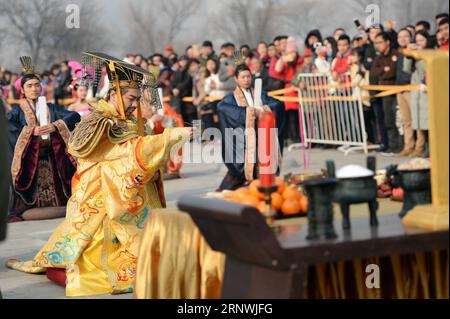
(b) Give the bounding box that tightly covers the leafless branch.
[0,0,108,68]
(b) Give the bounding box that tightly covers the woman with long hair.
[203,58,225,136]
[403,30,434,157]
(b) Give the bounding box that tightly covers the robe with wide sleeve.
[7,100,80,216]
[217,88,285,190]
[6,99,190,297]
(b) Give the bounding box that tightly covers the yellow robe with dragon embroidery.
[6,100,190,297]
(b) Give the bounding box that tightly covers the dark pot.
[386,165,431,218]
[334,177,378,203]
[302,177,338,240]
[326,157,379,229]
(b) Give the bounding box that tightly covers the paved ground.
[0,142,408,299]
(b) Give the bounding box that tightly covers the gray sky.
[1,0,448,70]
[97,0,449,54]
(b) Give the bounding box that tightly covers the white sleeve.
[204,77,211,95]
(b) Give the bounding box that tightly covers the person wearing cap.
[292,49,315,86]
[291,49,316,102]
[6,52,192,297]
[218,42,237,93]
[163,44,174,58]
[303,49,315,70]
[7,57,80,223]
[352,34,364,48]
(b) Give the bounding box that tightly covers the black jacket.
[252,67,269,91]
[170,68,196,115]
[371,48,398,85]
[395,53,412,85]
[53,69,72,100]
[171,68,193,98]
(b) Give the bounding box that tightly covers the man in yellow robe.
[6,52,192,297]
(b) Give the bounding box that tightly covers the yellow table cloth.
[134,202,448,299]
[135,208,225,299]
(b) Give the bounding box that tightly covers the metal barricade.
[288,73,378,157]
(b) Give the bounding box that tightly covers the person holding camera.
[218,42,238,94]
[271,36,303,144]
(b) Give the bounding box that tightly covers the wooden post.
[402,50,449,230]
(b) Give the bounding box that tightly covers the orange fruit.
[299,196,308,212]
[232,187,250,202]
[257,201,267,213]
[275,177,286,194]
[282,186,302,201]
[271,192,283,211]
[249,180,265,199]
[281,198,301,215]
[241,194,260,208]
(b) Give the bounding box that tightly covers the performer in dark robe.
[7,56,80,221]
[217,62,285,191]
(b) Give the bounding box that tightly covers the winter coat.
[269,55,303,111]
[204,73,226,98]
[403,57,428,130]
[370,48,398,85]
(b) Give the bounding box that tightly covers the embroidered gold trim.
[53,120,71,145]
[12,100,41,187]
[11,126,34,188]
[68,100,139,159]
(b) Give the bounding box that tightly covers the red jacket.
[332,51,351,75]
[269,55,303,111]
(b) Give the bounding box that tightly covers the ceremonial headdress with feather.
[19,56,41,87]
[232,50,251,77]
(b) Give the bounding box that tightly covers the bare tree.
[0,0,60,66]
[162,0,200,43]
[214,0,285,46]
[282,0,323,40]
[0,27,6,49]
[0,0,108,68]
[126,0,200,54]
[128,4,159,54]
